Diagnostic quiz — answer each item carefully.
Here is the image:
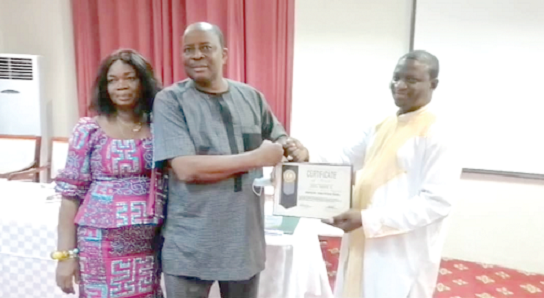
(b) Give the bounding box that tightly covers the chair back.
[50,137,69,180]
[0,135,41,175]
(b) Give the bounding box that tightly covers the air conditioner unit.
[0,54,51,182]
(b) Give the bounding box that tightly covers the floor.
[318,236,544,298]
[435,258,544,298]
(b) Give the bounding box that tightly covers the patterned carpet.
[319,236,544,298]
[435,258,544,298]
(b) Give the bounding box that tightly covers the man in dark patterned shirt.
[153,22,309,298]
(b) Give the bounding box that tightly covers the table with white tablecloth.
[0,181,333,298]
[0,181,67,298]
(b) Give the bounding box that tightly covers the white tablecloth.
[0,181,333,298]
[0,181,69,298]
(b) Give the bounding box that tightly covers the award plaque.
[272,163,352,219]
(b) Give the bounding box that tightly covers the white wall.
[443,173,544,274]
[414,0,544,174]
[0,0,4,51]
[0,30,4,53]
[0,0,78,137]
[0,1,5,58]
[291,0,413,150]
[293,0,544,274]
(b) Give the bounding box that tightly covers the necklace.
[117,117,142,133]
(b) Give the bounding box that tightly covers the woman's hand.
[55,258,80,294]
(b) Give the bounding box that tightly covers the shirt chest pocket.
[241,124,262,152]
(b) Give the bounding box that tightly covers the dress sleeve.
[55,118,99,200]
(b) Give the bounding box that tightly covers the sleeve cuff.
[361,209,382,238]
[55,181,88,201]
[361,208,404,238]
[153,139,196,163]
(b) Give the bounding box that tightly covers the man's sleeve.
[310,126,373,172]
[258,92,288,141]
[360,129,462,238]
[152,90,196,163]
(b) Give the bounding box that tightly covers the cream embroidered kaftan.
[315,106,461,298]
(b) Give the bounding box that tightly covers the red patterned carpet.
[319,236,544,298]
[435,258,544,298]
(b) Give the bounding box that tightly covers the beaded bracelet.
[50,248,79,261]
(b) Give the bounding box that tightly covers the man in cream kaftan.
[302,50,461,298]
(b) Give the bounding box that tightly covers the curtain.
[72,0,294,132]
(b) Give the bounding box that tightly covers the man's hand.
[284,137,310,162]
[323,209,363,233]
[254,140,284,167]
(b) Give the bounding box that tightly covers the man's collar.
[397,104,431,121]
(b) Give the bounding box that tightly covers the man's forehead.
[394,59,430,75]
[184,29,219,45]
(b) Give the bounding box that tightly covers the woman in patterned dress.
[54,49,166,298]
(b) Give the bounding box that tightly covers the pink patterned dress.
[55,117,166,298]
